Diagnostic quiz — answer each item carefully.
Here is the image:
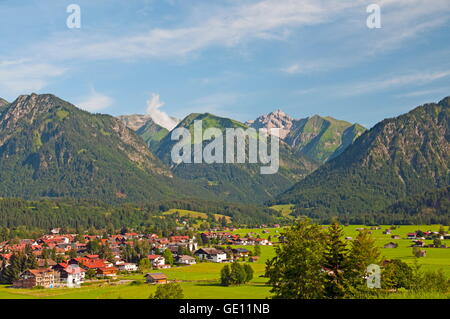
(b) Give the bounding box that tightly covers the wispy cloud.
[33,0,364,61]
[0,59,66,99]
[396,87,450,98]
[339,70,450,96]
[77,88,114,112]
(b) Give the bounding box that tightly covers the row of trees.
[265,218,450,299]
[220,263,254,286]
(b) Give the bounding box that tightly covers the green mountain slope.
[284,115,366,163]
[276,97,450,215]
[136,118,169,152]
[155,113,317,204]
[0,93,198,202]
[380,186,450,224]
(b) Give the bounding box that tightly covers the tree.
[139,258,151,272]
[85,268,97,279]
[220,264,232,286]
[150,283,184,299]
[243,264,254,282]
[433,238,442,247]
[347,229,380,294]
[162,249,174,265]
[265,218,326,299]
[382,259,414,290]
[253,244,261,257]
[230,262,246,285]
[323,222,351,299]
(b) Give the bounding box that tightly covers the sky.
[0,0,449,128]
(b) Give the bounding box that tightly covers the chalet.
[145,273,168,284]
[407,233,417,239]
[37,259,57,268]
[52,264,85,287]
[232,248,250,257]
[383,229,392,235]
[147,255,165,268]
[412,240,425,247]
[116,262,138,272]
[391,235,401,240]
[384,242,398,249]
[249,256,260,263]
[175,255,196,265]
[194,248,227,263]
[13,269,56,288]
[96,267,118,278]
[255,238,272,246]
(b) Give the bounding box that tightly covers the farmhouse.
[175,255,197,265]
[194,248,227,263]
[384,242,398,249]
[96,267,118,278]
[116,262,138,272]
[13,269,56,288]
[145,273,168,284]
[53,264,85,287]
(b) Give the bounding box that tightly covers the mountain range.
[0,93,448,218]
[276,97,450,216]
[246,109,366,164]
[0,94,210,202]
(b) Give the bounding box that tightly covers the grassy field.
[0,224,448,299]
[162,209,231,222]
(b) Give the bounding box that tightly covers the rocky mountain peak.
[246,109,294,139]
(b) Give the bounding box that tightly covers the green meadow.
[0,224,448,299]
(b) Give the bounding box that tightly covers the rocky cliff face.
[245,109,294,139]
[117,114,153,131]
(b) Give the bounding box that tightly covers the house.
[175,255,196,265]
[384,242,398,249]
[391,235,401,240]
[232,248,250,257]
[194,248,227,263]
[249,256,260,263]
[147,255,165,268]
[145,273,168,284]
[407,233,417,239]
[53,264,85,287]
[116,262,138,272]
[13,269,56,288]
[37,259,57,268]
[96,267,118,278]
[412,240,425,247]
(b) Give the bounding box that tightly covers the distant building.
[13,269,56,288]
[175,255,196,265]
[194,248,227,263]
[145,273,168,284]
[384,242,398,249]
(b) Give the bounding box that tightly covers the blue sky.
[0,0,449,128]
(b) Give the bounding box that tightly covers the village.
[0,227,275,289]
[0,225,448,291]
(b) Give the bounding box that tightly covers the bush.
[149,283,184,299]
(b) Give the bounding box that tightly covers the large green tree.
[265,218,326,299]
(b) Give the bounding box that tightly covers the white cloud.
[0,59,66,99]
[340,70,450,96]
[35,0,364,61]
[146,93,179,130]
[77,89,114,112]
